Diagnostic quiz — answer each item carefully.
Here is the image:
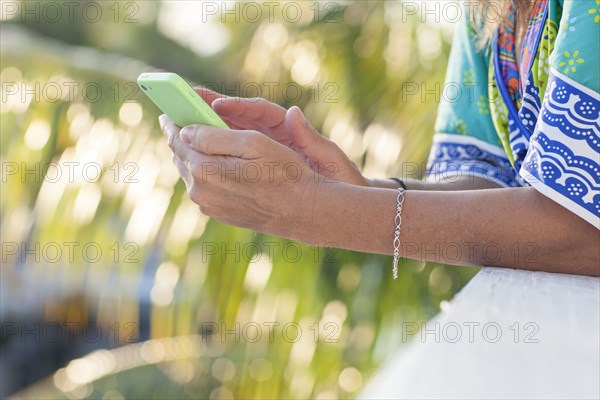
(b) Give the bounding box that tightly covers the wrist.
[285,175,322,244]
[292,180,400,255]
[366,177,404,189]
[389,177,408,190]
[365,177,381,188]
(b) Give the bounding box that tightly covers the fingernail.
[158,114,166,127]
[180,127,193,144]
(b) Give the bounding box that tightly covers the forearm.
[297,183,600,276]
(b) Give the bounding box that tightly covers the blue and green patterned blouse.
[426,0,600,228]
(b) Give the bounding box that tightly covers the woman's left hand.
[159,114,319,239]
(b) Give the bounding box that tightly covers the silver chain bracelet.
[392,187,405,279]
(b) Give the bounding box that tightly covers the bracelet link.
[392,187,405,280]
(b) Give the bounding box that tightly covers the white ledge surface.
[360,267,600,399]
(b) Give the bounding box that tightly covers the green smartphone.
[137,72,228,128]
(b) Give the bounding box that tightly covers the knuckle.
[193,126,211,151]
[193,124,205,135]
[188,184,204,205]
[190,182,214,207]
[190,166,204,182]
[198,204,214,217]
[241,130,260,146]
[188,158,205,179]
[236,133,250,147]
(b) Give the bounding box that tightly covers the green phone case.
[137,72,228,128]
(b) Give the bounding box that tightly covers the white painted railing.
[359,267,600,399]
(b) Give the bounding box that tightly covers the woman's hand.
[194,88,369,186]
[159,114,319,239]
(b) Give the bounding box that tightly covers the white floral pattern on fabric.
[427,134,521,187]
[520,68,600,226]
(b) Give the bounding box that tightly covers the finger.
[159,114,173,136]
[161,115,182,145]
[221,121,245,131]
[171,133,196,163]
[162,116,196,162]
[192,88,255,131]
[285,106,327,152]
[193,87,227,107]
[172,154,192,188]
[180,125,261,159]
[212,97,287,130]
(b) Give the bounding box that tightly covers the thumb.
[285,106,327,154]
[181,125,251,159]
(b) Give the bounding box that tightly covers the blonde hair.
[474,0,533,49]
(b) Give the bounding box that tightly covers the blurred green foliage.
[1,1,478,399]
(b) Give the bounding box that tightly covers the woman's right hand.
[194,88,370,186]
